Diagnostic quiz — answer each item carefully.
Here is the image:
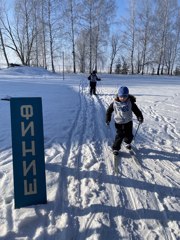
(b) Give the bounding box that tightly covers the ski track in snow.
[49,78,180,240]
[97,84,180,240]
[0,71,180,239]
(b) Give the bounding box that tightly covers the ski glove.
[138,117,143,123]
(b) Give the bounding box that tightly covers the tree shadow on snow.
[46,163,180,200]
[45,161,180,232]
[33,162,180,240]
[138,147,180,162]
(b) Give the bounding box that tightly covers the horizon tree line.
[0,0,180,75]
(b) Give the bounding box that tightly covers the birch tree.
[121,0,137,74]
[129,0,136,74]
[76,30,87,72]
[31,0,41,66]
[46,0,55,72]
[0,28,9,66]
[152,0,174,74]
[164,1,180,75]
[40,0,47,69]
[63,0,82,73]
[0,0,36,65]
[81,0,115,73]
[15,0,36,65]
[109,34,121,74]
[136,0,154,74]
[0,1,9,66]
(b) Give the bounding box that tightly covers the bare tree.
[164,2,180,75]
[30,0,41,67]
[151,0,174,75]
[81,0,116,73]
[0,28,9,66]
[109,34,121,74]
[81,0,93,73]
[69,0,76,73]
[136,0,154,74]
[93,0,116,72]
[121,0,137,74]
[0,1,9,66]
[119,0,180,75]
[45,0,55,72]
[16,0,36,65]
[129,0,136,74]
[171,8,180,74]
[63,0,82,73]
[76,30,87,72]
[1,0,180,75]
[0,0,37,65]
[40,0,47,69]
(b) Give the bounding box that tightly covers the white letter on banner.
[21,105,33,120]
[22,141,35,157]
[23,160,37,176]
[21,121,35,137]
[24,179,37,195]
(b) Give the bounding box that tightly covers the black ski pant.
[90,82,97,95]
[112,121,133,151]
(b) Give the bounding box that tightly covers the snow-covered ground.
[0,66,179,240]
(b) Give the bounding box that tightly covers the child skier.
[106,86,143,155]
[88,70,101,95]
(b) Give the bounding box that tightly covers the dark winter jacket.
[88,73,101,82]
[106,95,143,124]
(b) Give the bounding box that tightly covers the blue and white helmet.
[118,86,129,97]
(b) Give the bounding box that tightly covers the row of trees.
[0,0,180,75]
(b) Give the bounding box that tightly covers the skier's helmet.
[92,70,96,74]
[118,86,129,97]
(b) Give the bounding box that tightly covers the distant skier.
[106,86,143,155]
[88,70,101,95]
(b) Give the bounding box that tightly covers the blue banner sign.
[10,98,47,208]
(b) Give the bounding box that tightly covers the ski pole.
[133,122,141,141]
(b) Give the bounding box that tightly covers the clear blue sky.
[115,0,127,17]
[115,0,180,18]
[6,0,180,18]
